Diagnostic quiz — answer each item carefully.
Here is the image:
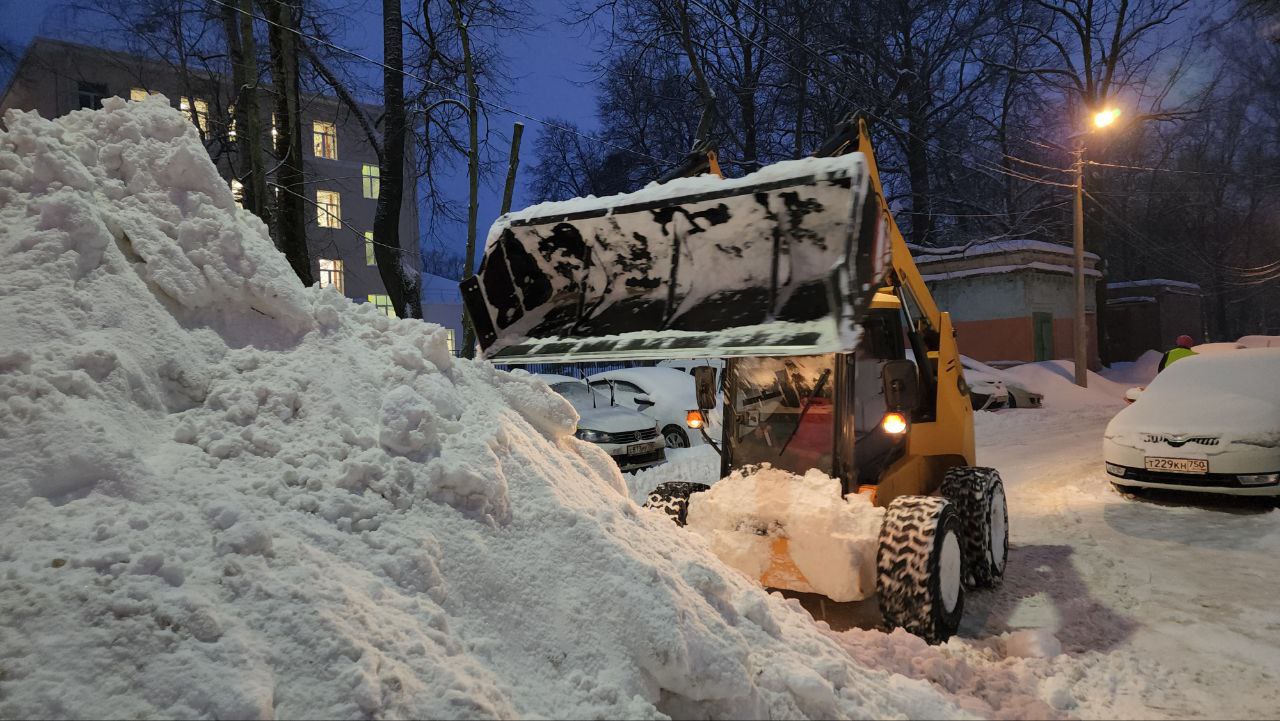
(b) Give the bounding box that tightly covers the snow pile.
[626,444,722,503]
[1238,334,1280,349]
[832,628,1177,720]
[1000,360,1131,409]
[685,466,885,602]
[0,98,980,719]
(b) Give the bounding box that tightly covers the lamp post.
[1069,107,1123,388]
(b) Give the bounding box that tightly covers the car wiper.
[777,368,832,457]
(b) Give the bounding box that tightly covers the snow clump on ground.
[0,97,980,718]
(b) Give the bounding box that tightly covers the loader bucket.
[461,153,890,363]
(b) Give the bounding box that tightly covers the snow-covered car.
[587,367,714,449]
[535,374,666,473]
[960,356,1043,408]
[657,358,725,389]
[1104,349,1280,496]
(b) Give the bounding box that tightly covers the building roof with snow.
[1106,278,1201,295]
[909,240,1101,282]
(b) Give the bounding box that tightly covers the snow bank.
[0,98,975,719]
[686,467,885,602]
[626,444,721,503]
[1000,361,1131,409]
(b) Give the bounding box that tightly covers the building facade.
[1,37,426,326]
[1105,279,1204,362]
[912,240,1100,368]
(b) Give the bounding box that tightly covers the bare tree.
[265,0,313,285]
[220,0,268,222]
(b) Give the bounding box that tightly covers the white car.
[534,374,667,473]
[960,356,1042,408]
[587,367,714,449]
[1104,349,1280,497]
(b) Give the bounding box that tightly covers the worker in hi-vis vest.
[1158,334,1197,372]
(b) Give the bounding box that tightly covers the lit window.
[316,190,341,228]
[445,329,456,355]
[319,258,345,294]
[180,96,210,133]
[367,294,397,318]
[361,164,380,198]
[129,87,157,102]
[364,231,376,265]
[230,179,244,208]
[78,81,108,110]
[312,120,337,159]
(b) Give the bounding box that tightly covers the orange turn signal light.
[882,412,908,435]
[686,410,706,429]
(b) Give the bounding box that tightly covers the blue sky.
[0,0,604,266]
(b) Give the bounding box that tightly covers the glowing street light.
[1093,107,1122,129]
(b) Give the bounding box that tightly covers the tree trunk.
[266,0,312,285]
[222,0,268,222]
[453,0,481,357]
[372,0,416,319]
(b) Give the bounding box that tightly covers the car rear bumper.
[1105,463,1280,496]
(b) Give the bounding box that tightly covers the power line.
[1087,160,1279,182]
[206,0,673,167]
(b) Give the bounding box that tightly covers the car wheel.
[940,467,1008,589]
[644,481,710,525]
[663,425,690,448]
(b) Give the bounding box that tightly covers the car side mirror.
[634,393,656,409]
[1124,387,1143,404]
[692,366,718,409]
[882,359,921,411]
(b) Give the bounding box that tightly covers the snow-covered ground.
[634,355,1280,718]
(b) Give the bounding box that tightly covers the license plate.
[1144,457,1208,474]
[628,442,653,455]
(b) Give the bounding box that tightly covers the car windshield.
[550,381,598,407]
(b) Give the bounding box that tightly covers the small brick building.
[1104,279,1204,362]
[911,240,1100,368]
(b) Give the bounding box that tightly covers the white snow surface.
[685,467,885,603]
[1108,349,1280,441]
[910,239,1100,262]
[920,261,1102,283]
[0,96,985,721]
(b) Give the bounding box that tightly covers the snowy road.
[969,404,1280,718]
[633,372,1280,719]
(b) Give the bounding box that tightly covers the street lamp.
[1068,106,1123,388]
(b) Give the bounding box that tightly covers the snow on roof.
[921,261,1102,283]
[910,239,1100,263]
[1107,278,1201,292]
[0,98,969,719]
[1107,295,1157,304]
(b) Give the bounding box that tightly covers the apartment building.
[1,38,451,348]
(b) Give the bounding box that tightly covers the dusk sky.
[0,0,606,264]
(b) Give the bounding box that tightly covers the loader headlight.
[575,428,609,442]
[881,412,908,435]
[686,410,706,429]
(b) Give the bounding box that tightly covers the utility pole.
[1072,143,1088,388]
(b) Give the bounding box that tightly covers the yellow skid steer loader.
[461,119,1009,643]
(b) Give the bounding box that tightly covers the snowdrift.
[1000,360,1132,409]
[0,99,971,718]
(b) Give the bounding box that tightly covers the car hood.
[574,405,655,433]
[1106,392,1280,449]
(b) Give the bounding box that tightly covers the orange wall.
[954,314,1099,368]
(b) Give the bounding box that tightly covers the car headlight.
[1238,473,1279,486]
[575,428,609,442]
[1105,462,1126,477]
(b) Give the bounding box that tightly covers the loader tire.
[941,466,1009,589]
[876,496,965,644]
[644,482,710,526]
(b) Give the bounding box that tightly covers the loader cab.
[720,289,936,497]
